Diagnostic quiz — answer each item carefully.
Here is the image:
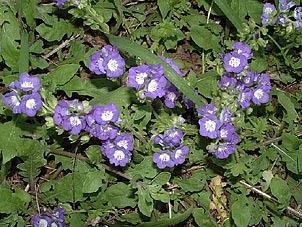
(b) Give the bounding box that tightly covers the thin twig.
[43,34,80,59]
[240,180,302,219]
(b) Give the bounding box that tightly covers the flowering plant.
[0,0,301,226]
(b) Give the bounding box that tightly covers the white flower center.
[101,110,113,121]
[70,116,81,127]
[26,99,36,109]
[107,59,118,72]
[265,8,273,14]
[135,72,148,85]
[147,80,158,92]
[243,77,250,84]
[254,89,264,100]
[169,131,178,138]
[100,125,112,132]
[229,57,241,68]
[21,81,34,89]
[205,120,216,132]
[175,149,182,159]
[11,96,20,106]
[114,150,125,161]
[51,223,58,227]
[159,153,170,162]
[39,219,48,227]
[117,140,128,150]
[167,92,176,101]
[220,129,228,138]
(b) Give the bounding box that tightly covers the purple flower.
[94,104,120,125]
[173,145,189,165]
[144,76,167,99]
[154,134,165,147]
[218,75,238,89]
[197,104,218,117]
[153,150,175,169]
[232,42,253,59]
[279,0,295,11]
[114,134,134,151]
[218,123,236,141]
[241,71,256,87]
[215,143,235,159]
[62,114,86,135]
[252,86,270,105]
[107,147,131,166]
[32,214,52,227]
[163,85,179,108]
[127,64,150,89]
[276,14,289,25]
[261,3,277,25]
[53,100,70,125]
[238,88,253,109]
[101,140,115,156]
[2,91,21,114]
[294,6,302,20]
[255,73,271,90]
[89,51,106,75]
[19,93,42,117]
[163,127,183,147]
[149,64,165,78]
[103,52,125,78]
[55,0,70,8]
[219,106,233,123]
[160,56,183,76]
[223,52,248,73]
[183,89,198,109]
[198,114,221,139]
[18,73,40,93]
[95,124,119,140]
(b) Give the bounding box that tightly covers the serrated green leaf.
[277,91,298,124]
[157,0,170,19]
[0,188,29,213]
[297,144,302,173]
[196,70,219,98]
[127,156,159,179]
[106,34,206,107]
[193,208,216,227]
[84,145,104,164]
[30,55,49,69]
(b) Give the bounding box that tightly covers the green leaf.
[270,177,291,208]
[298,145,302,173]
[0,185,30,213]
[277,91,298,124]
[84,145,104,164]
[19,31,29,74]
[1,31,20,72]
[106,34,206,107]
[136,206,193,227]
[137,185,154,217]
[214,0,244,31]
[193,208,216,227]
[152,172,171,186]
[157,0,170,19]
[231,195,251,227]
[196,70,219,98]
[127,156,159,179]
[35,19,77,42]
[190,25,220,52]
[82,170,105,193]
[102,182,137,208]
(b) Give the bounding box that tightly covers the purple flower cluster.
[127,56,184,109]
[152,127,190,169]
[55,0,69,7]
[2,73,42,117]
[89,45,125,78]
[53,100,133,166]
[198,105,239,159]
[261,0,302,28]
[32,208,66,227]
[220,42,271,109]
